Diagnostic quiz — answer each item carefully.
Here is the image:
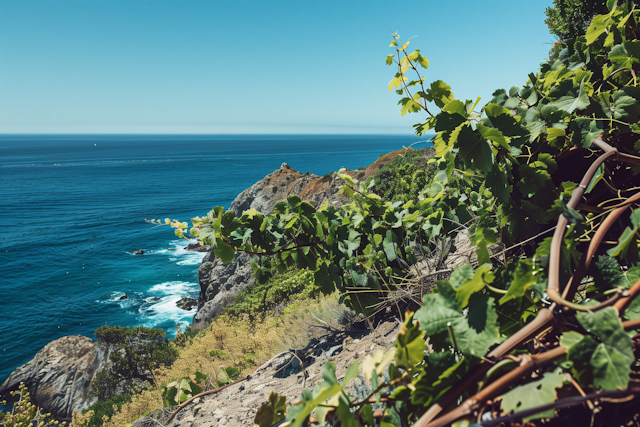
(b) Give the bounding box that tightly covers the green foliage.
[366,148,437,203]
[223,268,319,319]
[0,383,62,427]
[545,0,610,40]
[155,3,640,425]
[161,372,207,407]
[91,326,178,401]
[500,369,568,421]
[81,394,131,427]
[254,392,286,427]
[247,3,640,425]
[94,325,165,345]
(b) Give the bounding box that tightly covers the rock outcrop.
[0,335,116,422]
[194,149,418,324]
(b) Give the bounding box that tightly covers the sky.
[0,0,556,135]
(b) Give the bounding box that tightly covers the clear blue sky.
[0,0,555,134]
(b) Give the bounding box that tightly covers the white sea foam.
[155,239,207,266]
[140,294,197,333]
[148,280,198,295]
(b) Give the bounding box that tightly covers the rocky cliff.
[193,150,412,324]
[0,336,116,422]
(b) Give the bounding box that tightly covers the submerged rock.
[176,297,198,310]
[0,335,116,422]
[183,243,209,252]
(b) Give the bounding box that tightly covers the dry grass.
[71,293,348,427]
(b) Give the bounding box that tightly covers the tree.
[545,0,610,40]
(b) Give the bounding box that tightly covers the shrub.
[91,326,178,402]
[81,394,131,427]
[223,268,319,319]
[0,383,62,427]
[366,148,437,203]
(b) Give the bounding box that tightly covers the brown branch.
[614,278,640,316]
[417,347,567,427]
[219,235,318,258]
[479,387,640,427]
[163,376,248,425]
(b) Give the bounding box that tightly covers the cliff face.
[194,150,413,324]
[0,336,116,422]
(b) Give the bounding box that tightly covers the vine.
[153,2,640,425]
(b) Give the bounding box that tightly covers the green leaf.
[517,162,551,196]
[607,210,640,262]
[560,331,585,349]
[500,369,568,421]
[570,118,603,148]
[425,80,453,108]
[383,229,398,262]
[394,313,428,373]
[554,78,590,113]
[343,361,359,386]
[561,198,585,224]
[214,238,236,263]
[254,392,287,427]
[499,260,537,304]
[455,264,494,308]
[477,122,510,149]
[455,123,495,174]
[585,163,604,193]
[385,54,394,65]
[586,13,608,45]
[575,307,635,390]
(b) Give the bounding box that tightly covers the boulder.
[183,243,210,253]
[193,252,255,323]
[0,335,116,422]
[176,297,198,311]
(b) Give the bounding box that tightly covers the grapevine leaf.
[477,122,510,149]
[314,262,340,294]
[590,255,627,290]
[554,78,590,113]
[343,361,359,386]
[607,209,640,262]
[455,123,494,174]
[585,163,604,193]
[466,293,501,354]
[499,259,537,304]
[383,229,398,262]
[517,162,551,196]
[570,117,603,148]
[254,392,287,427]
[455,264,494,308]
[486,165,509,205]
[586,13,609,45]
[500,369,568,421]
[394,313,428,373]
[559,331,585,349]
[450,264,473,290]
[576,307,635,390]
[560,198,585,224]
[214,238,236,263]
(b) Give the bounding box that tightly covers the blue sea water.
[0,134,427,382]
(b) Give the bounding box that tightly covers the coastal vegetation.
[166,1,640,425]
[4,1,640,426]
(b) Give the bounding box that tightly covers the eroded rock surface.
[0,335,116,422]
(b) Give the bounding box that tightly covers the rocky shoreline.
[0,149,416,421]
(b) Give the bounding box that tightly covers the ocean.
[0,134,427,382]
